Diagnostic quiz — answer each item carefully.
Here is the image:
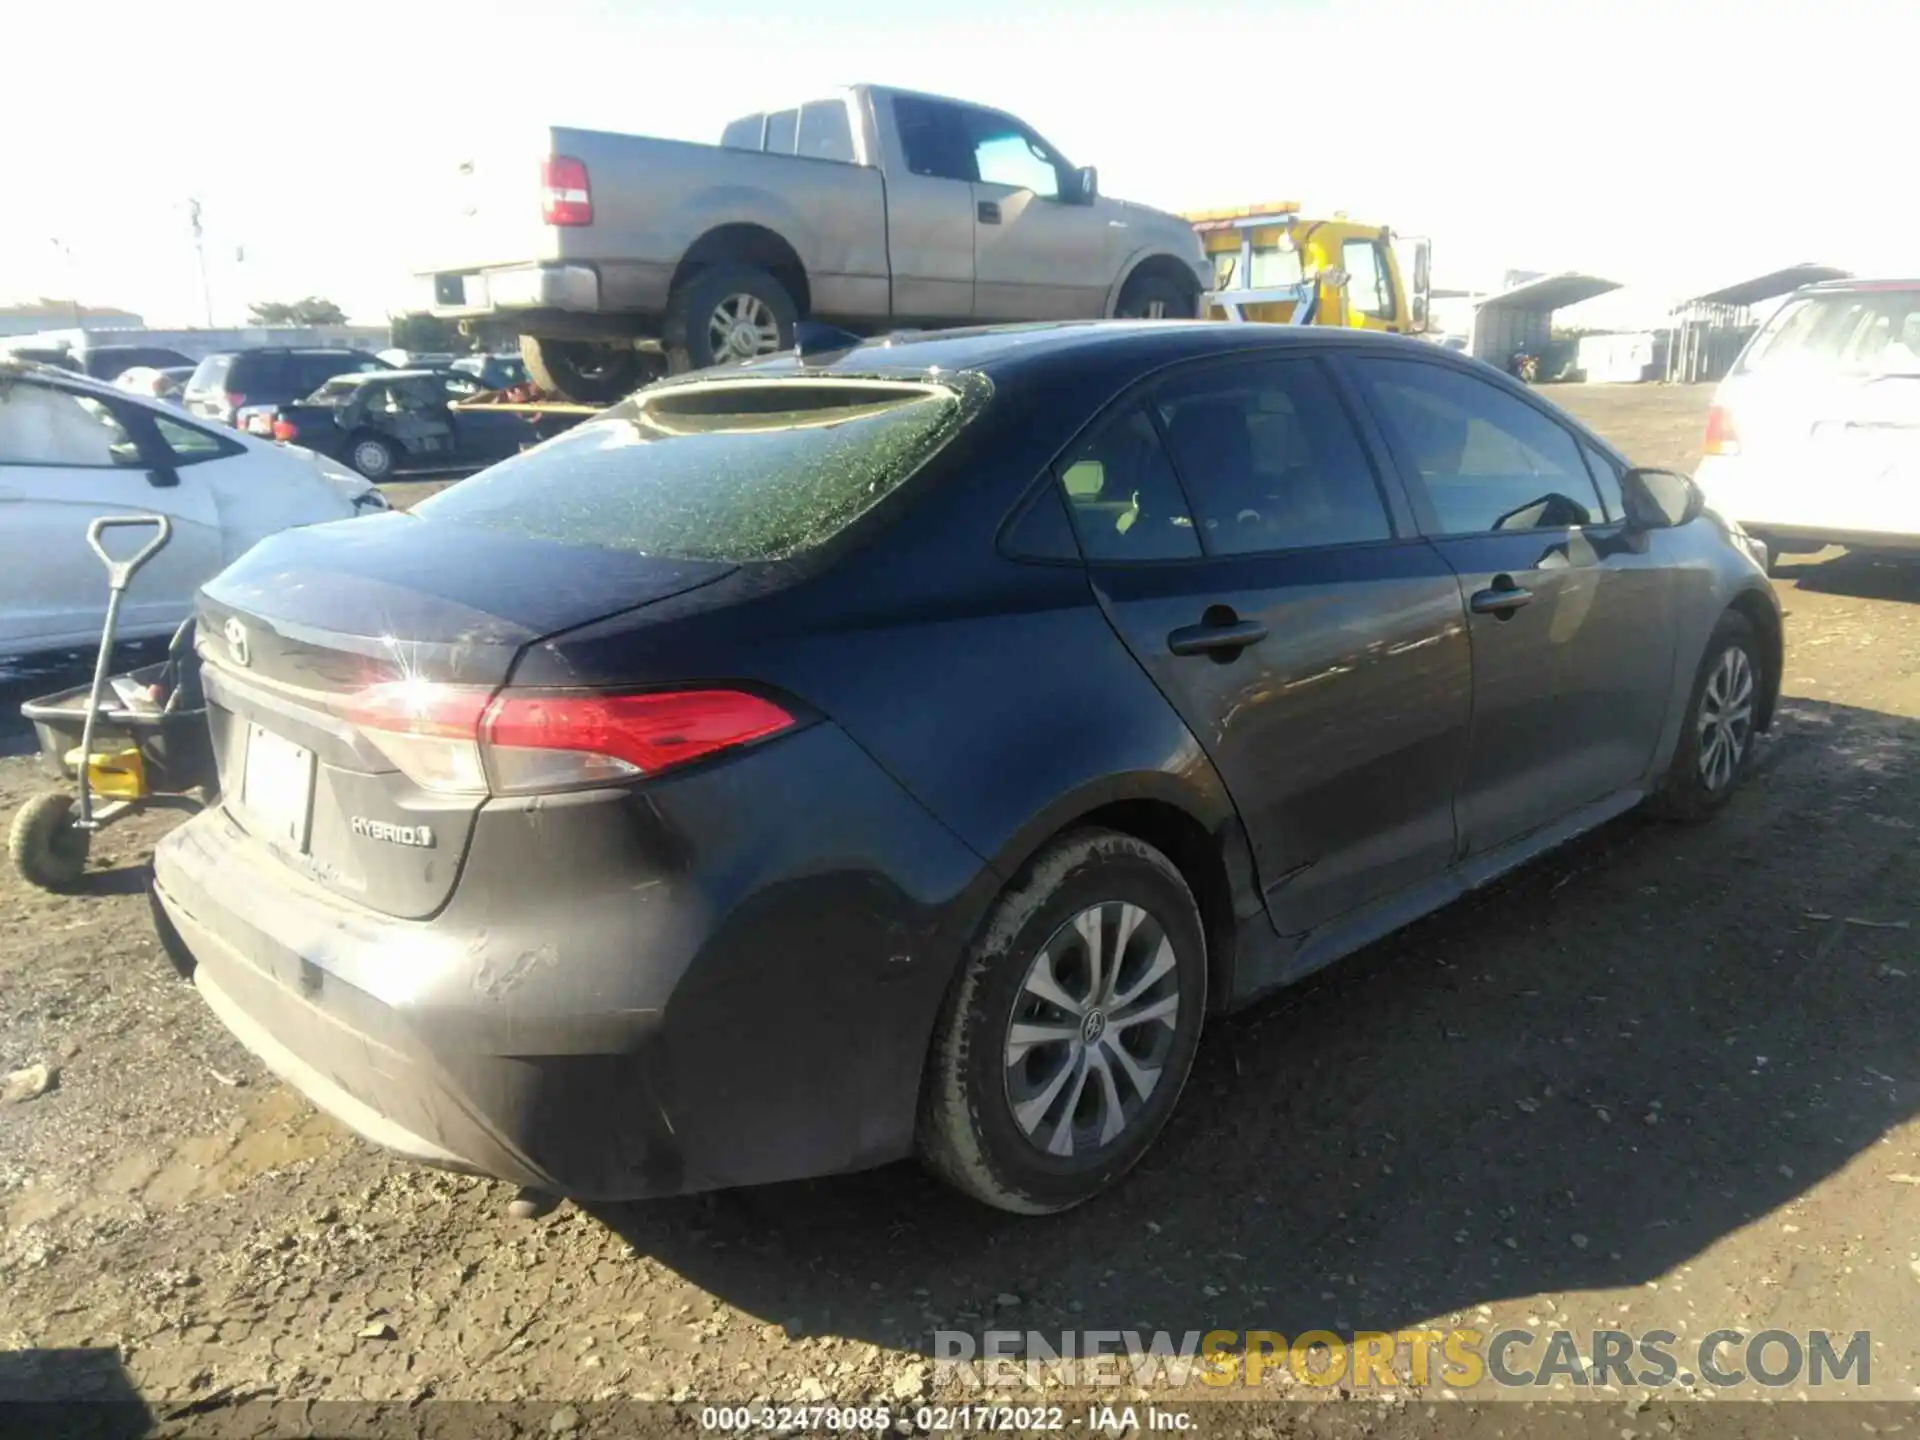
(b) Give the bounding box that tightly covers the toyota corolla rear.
[151,374,993,1199]
[1694,281,1920,555]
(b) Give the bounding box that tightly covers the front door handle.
[1469,576,1533,616]
[977,200,1002,225]
[1168,618,1267,657]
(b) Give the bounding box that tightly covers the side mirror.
[1065,165,1098,204]
[146,466,180,489]
[1621,467,1703,530]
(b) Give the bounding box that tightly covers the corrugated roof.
[1687,264,1852,308]
[1474,272,1621,314]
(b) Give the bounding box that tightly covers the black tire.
[662,264,799,373]
[1114,271,1199,321]
[518,335,657,405]
[1651,611,1762,824]
[9,791,90,891]
[346,432,397,481]
[919,828,1207,1213]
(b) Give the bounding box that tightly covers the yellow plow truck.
[1187,201,1431,335]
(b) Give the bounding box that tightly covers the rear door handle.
[1168,619,1268,656]
[1469,579,1533,616]
[977,200,1002,225]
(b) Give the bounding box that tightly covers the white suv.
[1694,280,1920,564]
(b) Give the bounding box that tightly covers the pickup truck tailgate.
[426,129,562,275]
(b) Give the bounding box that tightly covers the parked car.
[1694,278,1920,563]
[377,349,459,370]
[0,361,388,658]
[153,323,1781,1214]
[262,370,534,478]
[114,364,197,403]
[181,347,389,429]
[449,353,529,391]
[414,85,1211,401]
[74,344,196,381]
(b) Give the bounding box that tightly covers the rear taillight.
[342,681,794,795]
[270,418,299,442]
[1703,404,1741,456]
[541,156,593,227]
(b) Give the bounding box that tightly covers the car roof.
[318,369,438,384]
[1800,278,1920,294]
[709,320,1461,388]
[0,356,144,401]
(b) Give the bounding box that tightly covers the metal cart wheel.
[9,790,92,891]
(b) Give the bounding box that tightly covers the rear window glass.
[1739,289,1920,377]
[188,354,234,390]
[415,376,988,561]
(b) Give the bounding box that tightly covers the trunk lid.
[195,512,732,918]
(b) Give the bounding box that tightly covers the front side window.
[967,113,1059,198]
[0,383,144,467]
[1054,406,1199,562]
[152,414,234,465]
[1351,358,1602,535]
[417,376,986,562]
[1342,239,1394,322]
[893,96,975,183]
[1152,359,1392,555]
[1578,437,1625,523]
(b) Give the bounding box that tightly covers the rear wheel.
[10,791,90,891]
[919,829,1207,1213]
[518,335,657,404]
[663,264,799,373]
[1652,611,1761,823]
[1115,271,1198,321]
[347,433,397,480]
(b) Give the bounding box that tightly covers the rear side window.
[763,109,798,155]
[1352,357,1602,535]
[720,114,764,149]
[416,376,988,561]
[1151,359,1391,554]
[1055,406,1200,562]
[0,383,145,467]
[797,100,855,162]
[1738,289,1920,376]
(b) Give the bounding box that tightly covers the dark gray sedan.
[152,322,1782,1214]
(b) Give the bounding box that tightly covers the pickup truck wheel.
[664,264,798,372]
[1116,272,1198,321]
[519,336,655,405]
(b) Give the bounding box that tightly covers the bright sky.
[5,0,1912,330]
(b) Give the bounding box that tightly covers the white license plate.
[240,724,314,851]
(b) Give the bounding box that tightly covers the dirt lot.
[2,383,1917,1433]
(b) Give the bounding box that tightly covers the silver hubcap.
[1698,645,1755,791]
[1003,901,1181,1158]
[354,442,389,476]
[708,294,782,361]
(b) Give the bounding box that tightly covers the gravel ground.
[2,383,1916,1434]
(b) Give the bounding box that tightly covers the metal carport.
[1469,272,1621,365]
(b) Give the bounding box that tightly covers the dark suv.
[182,347,388,428]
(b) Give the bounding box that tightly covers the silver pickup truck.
[414,84,1211,401]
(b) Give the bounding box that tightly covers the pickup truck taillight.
[541,156,593,227]
[271,418,299,442]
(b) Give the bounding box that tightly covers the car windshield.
[415,375,987,561]
[1738,289,1920,377]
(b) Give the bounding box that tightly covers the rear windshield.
[187,354,234,391]
[414,375,987,561]
[1738,289,1920,377]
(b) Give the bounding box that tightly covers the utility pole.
[188,198,214,327]
[49,238,81,327]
